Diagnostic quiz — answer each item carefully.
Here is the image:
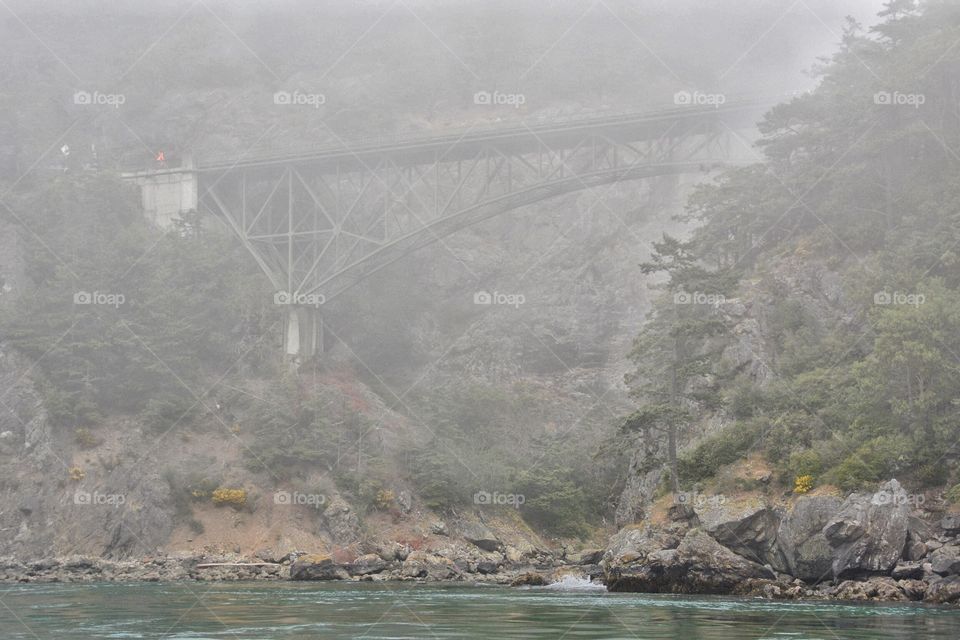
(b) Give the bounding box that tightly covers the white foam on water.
[542,575,607,591]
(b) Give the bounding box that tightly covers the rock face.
[822,480,910,578]
[777,495,842,582]
[603,523,684,567]
[697,499,785,569]
[606,529,774,594]
[322,497,361,544]
[289,554,348,580]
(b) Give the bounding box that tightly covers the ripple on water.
[2,582,960,640]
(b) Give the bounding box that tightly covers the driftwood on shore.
[195,562,281,569]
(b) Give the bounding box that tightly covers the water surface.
[1,580,958,639]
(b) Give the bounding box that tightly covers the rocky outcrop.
[930,545,960,576]
[828,576,909,602]
[347,554,390,576]
[942,515,960,534]
[602,479,960,603]
[605,529,774,594]
[697,498,785,569]
[926,576,960,604]
[401,550,460,580]
[458,521,501,552]
[777,495,842,581]
[322,497,361,544]
[823,480,910,578]
[289,554,348,580]
[603,523,685,567]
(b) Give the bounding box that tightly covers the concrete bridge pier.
[122,158,198,229]
[283,306,324,361]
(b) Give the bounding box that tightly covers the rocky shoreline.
[0,549,603,587]
[603,480,960,605]
[4,479,960,606]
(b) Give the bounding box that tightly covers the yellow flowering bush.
[794,475,814,494]
[211,488,247,508]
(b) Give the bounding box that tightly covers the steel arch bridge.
[127,100,769,356]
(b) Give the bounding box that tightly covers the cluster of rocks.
[0,520,598,587]
[289,521,602,585]
[0,554,286,583]
[603,480,960,604]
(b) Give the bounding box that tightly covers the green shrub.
[141,392,197,434]
[916,462,949,488]
[827,436,912,491]
[74,427,102,449]
[784,448,824,481]
[761,412,816,462]
[946,484,960,505]
[512,467,589,538]
[678,420,764,483]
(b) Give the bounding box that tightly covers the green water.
[1,581,959,639]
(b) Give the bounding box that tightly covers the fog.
[5,1,960,637]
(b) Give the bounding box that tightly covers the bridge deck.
[132,99,770,176]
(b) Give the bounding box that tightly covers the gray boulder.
[696,499,785,569]
[401,551,459,580]
[941,515,960,534]
[459,521,501,552]
[777,495,842,582]
[926,576,960,604]
[929,545,960,576]
[569,549,604,565]
[289,554,348,580]
[891,561,924,580]
[602,523,683,568]
[347,554,389,576]
[605,529,774,594]
[822,480,910,578]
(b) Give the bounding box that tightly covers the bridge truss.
[188,102,765,356]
